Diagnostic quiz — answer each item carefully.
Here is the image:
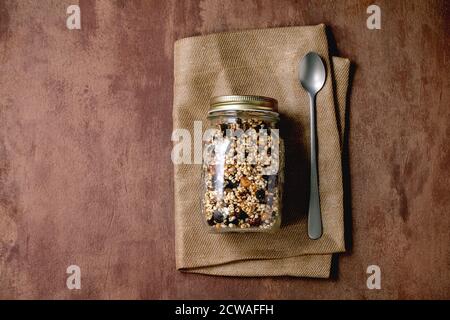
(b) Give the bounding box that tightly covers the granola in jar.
[202,95,282,232]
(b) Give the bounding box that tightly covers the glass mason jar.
[202,95,283,232]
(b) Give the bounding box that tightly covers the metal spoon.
[299,52,326,240]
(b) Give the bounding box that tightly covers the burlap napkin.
[173,24,350,278]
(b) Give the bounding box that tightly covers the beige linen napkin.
[173,24,350,278]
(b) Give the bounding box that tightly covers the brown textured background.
[0,0,449,299]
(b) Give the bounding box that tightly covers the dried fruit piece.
[225,180,239,189]
[240,176,251,188]
[213,210,224,223]
[256,189,266,202]
[249,216,261,226]
[238,210,248,220]
[207,217,215,226]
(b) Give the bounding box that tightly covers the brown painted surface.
[0,0,449,299]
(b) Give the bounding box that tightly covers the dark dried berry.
[213,210,224,223]
[249,217,261,226]
[225,180,239,189]
[207,217,215,226]
[256,189,266,202]
[229,218,239,225]
[238,210,248,220]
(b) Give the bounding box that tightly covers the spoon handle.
[308,93,323,240]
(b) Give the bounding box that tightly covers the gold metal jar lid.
[209,95,278,115]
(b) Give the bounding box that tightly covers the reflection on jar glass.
[202,95,283,233]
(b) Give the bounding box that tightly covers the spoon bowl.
[299,52,326,95]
